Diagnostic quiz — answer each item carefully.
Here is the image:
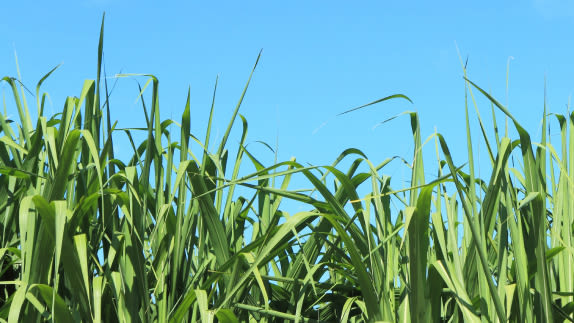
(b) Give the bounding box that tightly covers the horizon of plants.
[1,16,573,323]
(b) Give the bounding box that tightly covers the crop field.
[1,19,573,322]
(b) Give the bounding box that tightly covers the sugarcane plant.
[1,14,573,323]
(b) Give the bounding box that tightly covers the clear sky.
[2,1,574,190]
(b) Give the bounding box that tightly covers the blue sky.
[2,1,574,191]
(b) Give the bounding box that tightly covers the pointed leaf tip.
[338,94,413,116]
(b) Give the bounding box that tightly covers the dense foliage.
[1,18,573,322]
